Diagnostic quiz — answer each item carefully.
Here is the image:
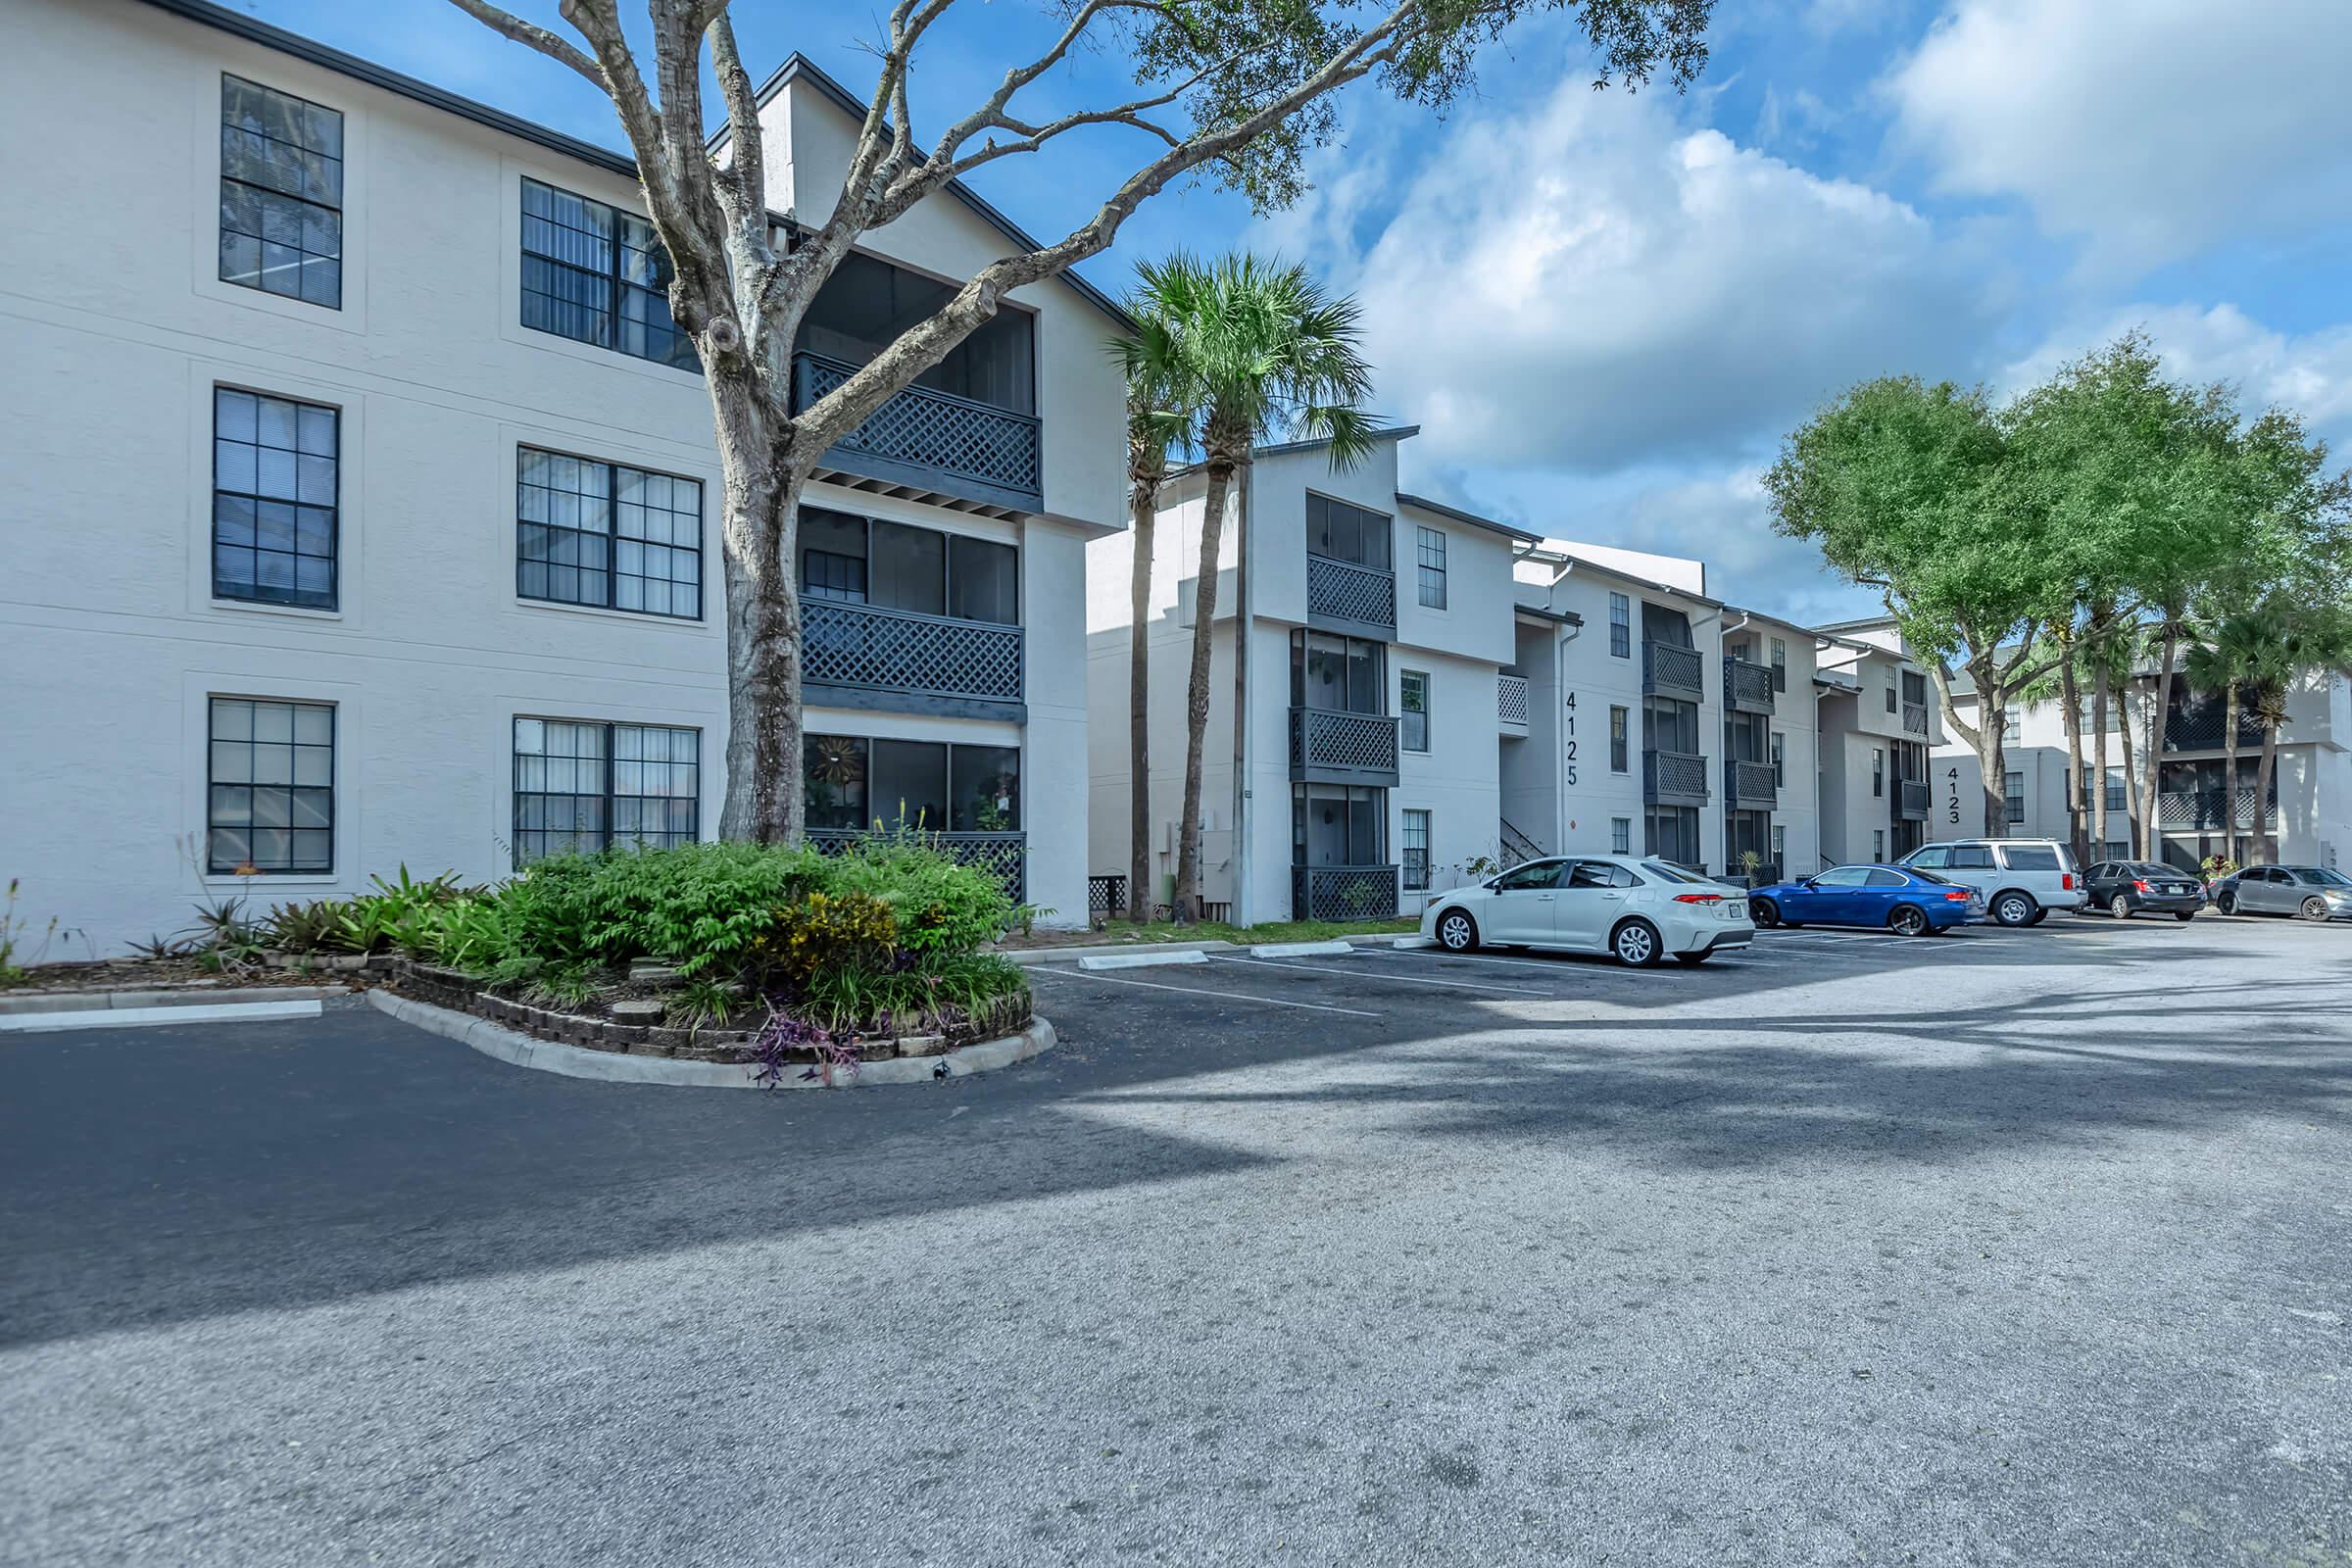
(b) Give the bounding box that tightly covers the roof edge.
[1395,492,1544,545]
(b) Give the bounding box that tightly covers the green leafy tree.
[1123,253,1378,921]
[2182,615,2265,863]
[449,0,1712,843]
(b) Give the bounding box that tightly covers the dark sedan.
[2082,860,2205,921]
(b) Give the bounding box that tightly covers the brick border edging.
[366,989,1056,1090]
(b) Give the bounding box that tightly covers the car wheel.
[1750,898,1781,929]
[1888,904,1929,937]
[2174,910,2195,922]
[1611,918,1662,968]
[2028,907,2048,925]
[2302,896,2332,922]
[1991,891,2035,927]
[1435,908,1479,952]
[2110,893,2132,920]
[2216,892,2238,915]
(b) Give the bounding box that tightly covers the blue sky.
[245,0,2352,624]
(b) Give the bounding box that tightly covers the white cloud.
[1886,0,2352,275]
[1275,81,2000,474]
[2004,303,2352,442]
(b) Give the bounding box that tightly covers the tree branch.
[444,0,602,80]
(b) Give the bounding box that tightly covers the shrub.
[264,900,345,955]
[820,835,1015,959]
[577,841,836,976]
[761,889,898,987]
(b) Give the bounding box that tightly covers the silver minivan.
[1899,839,2085,927]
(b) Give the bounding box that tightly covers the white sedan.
[1418,855,1756,967]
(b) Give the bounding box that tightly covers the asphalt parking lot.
[5,911,2350,1566]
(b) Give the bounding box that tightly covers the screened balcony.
[1642,641,1705,704]
[799,508,1024,719]
[1725,657,1776,715]
[1289,709,1400,785]
[803,732,1025,899]
[1643,749,1710,807]
[1896,779,1933,820]
[1725,758,1778,808]
[792,249,1042,513]
[1292,864,1400,921]
[1497,673,1531,733]
[1304,492,1396,639]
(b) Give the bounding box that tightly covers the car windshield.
[2291,868,2352,887]
[2127,863,2175,877]
[1640,859,1712,885]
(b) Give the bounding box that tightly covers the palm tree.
[1126,253,1378,922]
[2183,615,2265,863]
[1110,311,1197,925]
[2079,614,2143,858]
[2238,605,2350,863]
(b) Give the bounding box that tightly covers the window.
[2001,845,2060,871]
[1401,809,1431,891]
[1643,805,1701,867]
[1872,829,1886,860]
[796,508,1017,623]
[801,735,1019,834]
[1643,696,1700,756]
[1292,631,1388,714]
[513,718,700,864]
[1770,732,1786,786]
[220,76,342,308]
[1866,868,1906,887]
[208,698,333,873]
[1771,824,1787,866]
[516,449,702,618]
[1908,846,1948,869]
[1884,668,1899,714]
[1494,859,1566,892]
[1611,816,1632,855]
[1415,526,1447,609]
[799,248,1035,412]
[2103,840,2132,861]
[1608,593,1630,659]
[1816,865,1872,888]
[1872,748,1885,799]
[1770,636,1788,692]
[1949,844,1994,869]
[1609,706,1629,772]
[520,177,696,370]
[1400,670,1430,752]
[1304,493,1392,569]
[2004,770,2026,823]
[2001,710,2022,745]
[213,388,337,609]
[1292,783,1386,866]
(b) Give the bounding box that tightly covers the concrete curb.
[0,999,325,1034]
[1250,941,1355,958]
[1389,936,1435,951]
[1004,940,1238,966]
[365,989,1056,1090]
[0,984,349,1017]
[1076,951,1209,971]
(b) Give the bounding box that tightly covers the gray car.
[2212,864,2352,921]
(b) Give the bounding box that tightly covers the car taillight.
[1943,891,1970,902]
[1672,893,1723,904]
[2062,872,2076,890]
[2132,879,2150,893]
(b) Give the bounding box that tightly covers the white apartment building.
[0,0,1123,950]
[1084,431,1535,921]
[1812,621,1947,869]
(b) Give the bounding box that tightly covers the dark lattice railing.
[1497,673,1531,727]
[1087,874,1128,920]
[800,597,1022,706]
[806,828,1026,902]
[1726,759,1778,807]
[2158,787,2272,830]
[1292,863,1399,921]
[1643,641,1705,702]
[2164,689,2266,752]
[1305,553,1396,633]
[1725,658,1776,713]
[1896,779,1933,820]
[1643,748,1710,804]
[792,351,1042,506]
[1289,707,1399,782]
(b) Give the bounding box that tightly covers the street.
[5,915,2350,1566]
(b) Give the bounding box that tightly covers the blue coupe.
[1748,864,1982,936]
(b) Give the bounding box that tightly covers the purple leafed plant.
[747,1002,858,1090]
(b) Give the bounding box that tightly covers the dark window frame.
[794,507,1021,625]
[207,696,335,875]
[1304,491,1394,570]
[1400,669,1431,752]
[520,176,698,371]
[515,445,705,620]
[1770,636,1788,692]
[1609,704,1630,772]
[1608,593,1631,659]
[512,716,702,866]
[1415,525,1447,609]
[2003,770,2026,823]
[219,74,344,309]
[801,732,1022,834]
[212,384,340,611]
[1401,808,1432,892]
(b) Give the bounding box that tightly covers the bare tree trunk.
[1228,461,1252,928]
[2090,662,2111,856]
[2138,620,2180,859]
[2253,711,2279,865]
[1966,656,2007,837]
[2117,689,2138,852]
[2058,634,2087,866]
[711,380,804,845]
[1172,462,1234,922]
[2222,680,2243,865]
[1127,488,1155,923]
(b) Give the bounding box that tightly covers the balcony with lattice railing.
[1643,748,1711,806]
[807,828,1026,901]
[1289,707,1400,785]
[1292,863,1400,921]
[2163,688,2267,753]
[800,597,1024,719]
[1895,779,1933,820]
[2158,786,2274,831]
[1497,673,1531,733]
[1725,657,1776,714]
[791,351,1043,513]
[1726,758,1778,808]
[1642,641,1705,704]
[1305,552,1396,639]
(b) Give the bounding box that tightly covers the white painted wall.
[0,0,1113,951]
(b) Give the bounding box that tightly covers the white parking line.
[1209,955,1551,994]
[1369,947,1603,974]
[1029,965,1382,1017]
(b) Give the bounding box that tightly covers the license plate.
[1726,900,1747,920]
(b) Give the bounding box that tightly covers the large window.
[1643,696,1700,756]
[521,177,696,370]
[2081,763,2127,811]
[1610,705,1630,772]
[214,388,337,610]
[1415,526,1447,609]
[1401,809,1431,891]
[513,719,700,864]
[517,448,702,618]
[208,697,333,873]
[1643,805,1701,868]
[803,734,1019,833]
[2004,770,2026,823]
[797,509,1018,623]
[1292,783,1386,866]
[1608,593,1631,659]
[1292,631,1387,714]
[799,248,1035,413]
[1400,670,1430,751]
[1305,493,1392,569]
[220,76,342,308]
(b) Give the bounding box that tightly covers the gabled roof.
[1395,492,1545,546]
